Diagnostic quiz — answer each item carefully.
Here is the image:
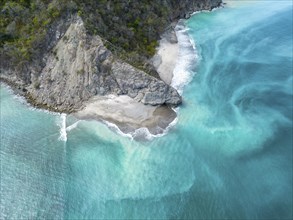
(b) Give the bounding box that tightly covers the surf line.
[59,113,67,142]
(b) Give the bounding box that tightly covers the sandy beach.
[152,28,179,85]
[73,95,176,135]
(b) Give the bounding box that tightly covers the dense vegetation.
[77,0,191,72]
[76,1,170,61]
[0,0,75,72]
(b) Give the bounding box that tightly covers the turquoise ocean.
[1,1,292,219]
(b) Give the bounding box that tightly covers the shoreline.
[72,4,224,139]
[1,9,213,140]
[73,95,177,137]
[0,20,194,140]
[0,1,224,141]
[152,24,179,85]
[0,27,182,140]
[0,82,62,116]
[73,26,183,139]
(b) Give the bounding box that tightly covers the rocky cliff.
[0,0,222,113]
[26,18,181,111]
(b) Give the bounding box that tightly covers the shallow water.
[1,1,292,219]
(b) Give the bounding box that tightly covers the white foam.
[190,3,224,16]
[171,22,199,95]
[131,127,154,141]
[66,120,81,132]
[99,109,179,141]
[102,120,134,141]
[58,113,67,142]
[132,113,178,140]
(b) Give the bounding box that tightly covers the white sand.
[74,95,176,134]
[152,35,179,85]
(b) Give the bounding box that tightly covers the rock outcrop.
[0,0,222,113]
[23,17,180,112]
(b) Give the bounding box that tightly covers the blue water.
[1,1,292,219]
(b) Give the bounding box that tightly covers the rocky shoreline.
[0,0,222,134]
[1,20,182,135]
[1,17,182,113]
[73,24,181,135]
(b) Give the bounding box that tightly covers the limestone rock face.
[27,17,181,112]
